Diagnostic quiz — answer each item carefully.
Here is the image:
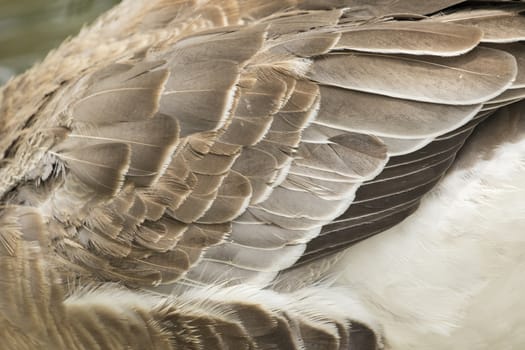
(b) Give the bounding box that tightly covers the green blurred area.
[0,0,120,84]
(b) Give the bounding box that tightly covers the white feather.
[334,119,525,349]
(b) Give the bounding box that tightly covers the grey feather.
[310,47,517,105]
[337,21,482,56]
[72,61,169,123]
[57,143,131,196]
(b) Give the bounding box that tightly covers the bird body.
[338,111,525,349]
[0,1,525,349]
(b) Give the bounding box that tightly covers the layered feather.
[12,0,519,290]
[1,1,525,349]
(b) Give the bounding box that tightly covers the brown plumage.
[1,1,525,349]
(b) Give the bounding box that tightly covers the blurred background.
[0,0,120,85]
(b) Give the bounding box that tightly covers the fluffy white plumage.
[337,110,525,349]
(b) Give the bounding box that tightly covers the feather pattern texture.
[0,0,525,349]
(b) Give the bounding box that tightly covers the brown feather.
[72,61,169,123]
[56,143,131,196]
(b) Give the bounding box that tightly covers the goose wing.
[1,0,523,289]
[0,1,524,348]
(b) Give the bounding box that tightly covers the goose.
[1,1,525,349]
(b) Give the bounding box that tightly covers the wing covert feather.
[3,1,525,349]
[1,0,523,294]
